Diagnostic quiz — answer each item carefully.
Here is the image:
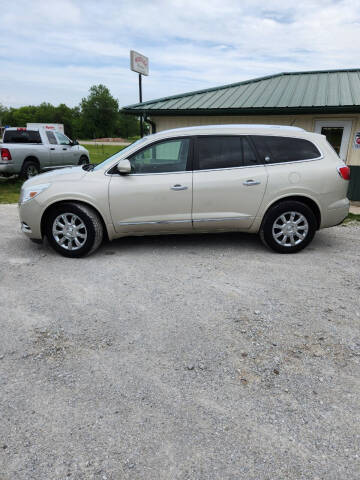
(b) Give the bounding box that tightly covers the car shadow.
[103,231,266,255]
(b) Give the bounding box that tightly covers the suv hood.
[23,166,87,187]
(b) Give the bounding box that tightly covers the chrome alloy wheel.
[52,213,87,251]
[272,211,309,247]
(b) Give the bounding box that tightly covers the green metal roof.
[123,69,360,116]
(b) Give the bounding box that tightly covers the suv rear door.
[192,135,268,230]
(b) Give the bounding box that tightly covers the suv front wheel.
[260,200,317,253]
[45,202,103,258]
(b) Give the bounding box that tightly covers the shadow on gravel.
[106,231,264,254]
[17,228,336,259]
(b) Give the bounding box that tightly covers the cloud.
[1,0,360,108]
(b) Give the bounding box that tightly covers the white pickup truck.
[0,127,90,179]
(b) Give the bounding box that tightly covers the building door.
[314,120,352,162]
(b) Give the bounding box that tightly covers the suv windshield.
[93,137,148,171]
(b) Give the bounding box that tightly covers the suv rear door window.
[197,136,258,170]
[3,130,41,144]
[251,136,321,163]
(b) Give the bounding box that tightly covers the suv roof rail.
[160,124,305,134]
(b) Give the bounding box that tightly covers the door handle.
[62,148,67,151]
[171,184,188,191]
[50,147,55,150]
[243,179,261,186]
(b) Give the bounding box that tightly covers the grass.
[0,144,126,203]
[84,144,126,164]
[342,212,360,223]
[0,178,23,203]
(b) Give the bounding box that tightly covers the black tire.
[259,200,317,254]
[45,202,103,258]
[20,160,40,180]
[78,155,89,166]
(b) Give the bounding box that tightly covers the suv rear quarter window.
[251,135,321,163]
[3,130,41,144]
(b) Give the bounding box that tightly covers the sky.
[1,0,360,109]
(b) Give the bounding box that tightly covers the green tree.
[0,104,8,126]
[80,85,119,139]
[118,112,139,138]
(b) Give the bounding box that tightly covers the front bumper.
[18,199,43,240]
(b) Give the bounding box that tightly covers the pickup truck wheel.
[79,156,89,165]
[259,201,317,254]
[20,161,40,179]
[45,202,103,258]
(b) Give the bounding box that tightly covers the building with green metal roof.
[123,69,360,169]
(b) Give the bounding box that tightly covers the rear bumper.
[0,163,17,175]
[321,198,350,228]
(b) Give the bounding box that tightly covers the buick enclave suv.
[18,125,350,257]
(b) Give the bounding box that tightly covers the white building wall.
[150,113,360,165]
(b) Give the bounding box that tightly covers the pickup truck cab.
[0,127,90,179]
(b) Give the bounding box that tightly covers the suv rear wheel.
[20,160,40,179]
[45,202,103,258]
[260,200,317,253]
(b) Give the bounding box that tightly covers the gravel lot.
[0,204,359,480]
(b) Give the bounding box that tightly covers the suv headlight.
[19,183,51,204]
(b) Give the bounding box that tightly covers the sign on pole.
[130,50,149,76]
[130,50,149,137]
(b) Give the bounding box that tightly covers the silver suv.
[18,125,350,257]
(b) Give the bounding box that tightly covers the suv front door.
[192,135,268,230]
[109,137,193,234]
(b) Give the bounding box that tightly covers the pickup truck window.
[55,132,71,145]
[3,130,41,144]
[46,131,58,145]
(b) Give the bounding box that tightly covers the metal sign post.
[130,50,149,138]
[138,73,143,137]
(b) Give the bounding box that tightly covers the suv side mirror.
[72,139,79,146]
[117,159,131,174]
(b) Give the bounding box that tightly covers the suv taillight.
[337,166,350,180]
[1,148,12,162]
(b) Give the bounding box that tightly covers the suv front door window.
[129,138,190,174]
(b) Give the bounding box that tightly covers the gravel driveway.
[0,204,359,480]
